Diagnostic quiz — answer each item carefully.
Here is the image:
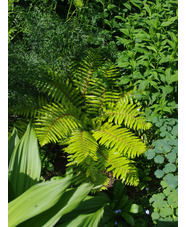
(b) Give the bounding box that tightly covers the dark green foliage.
[114,0,178,117]
[57,180,150,227]
[8,0,178,225]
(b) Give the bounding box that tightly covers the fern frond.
[35,103,82,146]
[64,129,98,165]
[97,149,139,186]
[70,53,103,96]
[92,123,146,158]
[16,95,50,119]
[37,78,83,107]
[103,99,151,131]
[85,78,120,114]
[9,119,29,139]
[72,164,109,192]
[100,61,120,88]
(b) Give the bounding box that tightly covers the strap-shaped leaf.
[16,182,93,227]
[57,207,104,227]
[65,129,98,165]
[8,127,19,166]
[35,103,82,146]
[8,123,41,199]
[97,149,139,186]
[92,123,146,158]
[103,99,151,130]
[8,176,72,227]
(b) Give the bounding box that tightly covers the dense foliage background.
[8,0,178,226]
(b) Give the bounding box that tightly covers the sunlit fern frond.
[35,102,82,146]
[103,99,151,131]
[37,78,83,107]
[92,123,146,158]
[97,148,139,186]
[64,129,98,165]
[85,77,120,114]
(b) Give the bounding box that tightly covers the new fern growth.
[11,49,151,190]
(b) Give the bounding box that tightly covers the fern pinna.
[13,50,151,190]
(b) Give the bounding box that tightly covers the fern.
[92,123,146,158]
[11,50,151,190]
[35,103,82,146]
[64,129,98,164]
[97,148,139,186]
[37,78,83,107]
[102,98,151,131]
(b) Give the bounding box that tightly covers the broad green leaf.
[57,193,110,226]
[57,207,104,227]
[8,127,19,165]
[121,212,135,226]
[8,123,41,198]
[8,176,72,227]
[118,196,129,209]
[18,182,93,227]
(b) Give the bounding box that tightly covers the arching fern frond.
[64,129,98,165]
[92,123,146,158]
[37,78,83,107]
[97,149,139,186]
[35,103,82,146]
[101,99,151,131]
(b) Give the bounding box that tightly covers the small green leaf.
[163,163,177,173]
[151,211,159,220]
[163,188,171,196]
[129,204,143,214]
[154,155,164,164]
[154,170,165,178]
[145,149,155,160]
[167,152,177,163]
[160,206,173,218]
[163,174,178,190]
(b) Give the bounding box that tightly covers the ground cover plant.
[8,0,178,226]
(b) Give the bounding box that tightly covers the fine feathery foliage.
[12,51,151,189]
